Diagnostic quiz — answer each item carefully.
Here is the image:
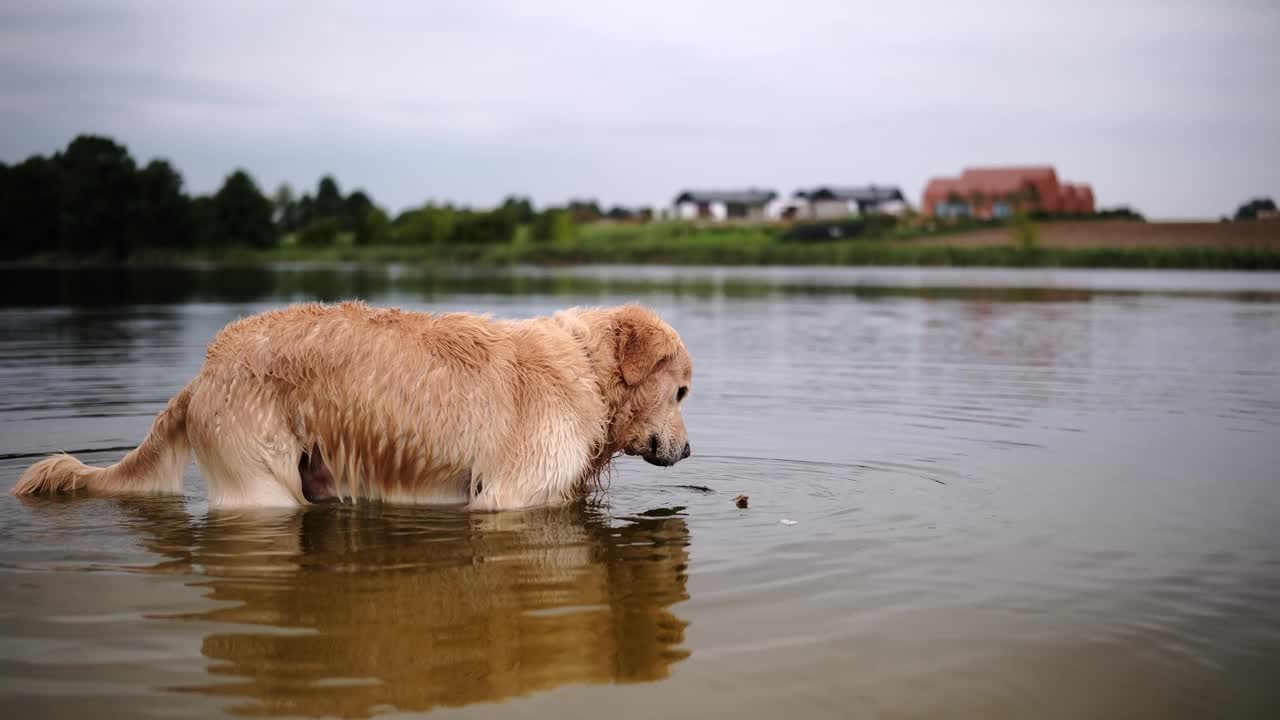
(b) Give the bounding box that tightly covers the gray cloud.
[2,0,1277,217]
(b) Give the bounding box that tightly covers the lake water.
[1,265,1279,719]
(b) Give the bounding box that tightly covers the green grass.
[480,223,1280,270]
[22,222,1280,271]
[506,240,1280,270]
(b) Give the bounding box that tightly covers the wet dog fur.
[12,302,693,510]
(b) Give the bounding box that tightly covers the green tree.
[0,155,63,260]
[1235,197,1277,221]
[345,190,376,242]
[55,134,139,258]
[189,195,218,247]
[395,210,426,245]
[605,205,635,221]
[0,162,9,256]
[313,175,344,223]
[425,205,457,244]
[296,193,315,229]
[529,208,576,248]
[361,206,392,245]
[567,198,602,223]
[213,169,275,248]
[395,204,456,245]
[133,159,191,249]
[272,182,299,232]
[298,217,341,247]
[452,208,518,244]
[501,195,536,224]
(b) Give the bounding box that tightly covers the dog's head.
[601,305,693,467]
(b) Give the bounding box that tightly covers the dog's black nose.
[681,442,691,459]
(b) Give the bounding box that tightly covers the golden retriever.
[11,302,694,510]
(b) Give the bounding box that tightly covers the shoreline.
[8,221,1279,271]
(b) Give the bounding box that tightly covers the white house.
[672,189,781,222]
[790,185,908,219]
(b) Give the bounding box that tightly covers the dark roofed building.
[792,185,907,219]
[673,188,778,221]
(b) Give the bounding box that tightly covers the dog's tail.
[12,386,193,497]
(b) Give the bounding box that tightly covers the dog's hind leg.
[192,435,304,508]
[186,382,306,508]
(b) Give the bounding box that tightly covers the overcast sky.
[2,0,1276,219]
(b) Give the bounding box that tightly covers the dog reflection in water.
[117,499,691,717]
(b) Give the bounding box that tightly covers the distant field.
[500,220,1280,269]
[908,220,1280,250]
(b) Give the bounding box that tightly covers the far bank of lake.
[12,220,1280,271]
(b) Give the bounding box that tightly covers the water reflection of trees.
[114,499,691,718]
[2,266,1147,309]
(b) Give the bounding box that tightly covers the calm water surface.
[1,265,1278,719]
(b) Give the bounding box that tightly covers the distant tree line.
[1233,197,1276,222]
[0,134,657,261]
[1027,207,1145,222]
[0,135,277,260]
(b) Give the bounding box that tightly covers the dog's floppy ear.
[614,307,678,386]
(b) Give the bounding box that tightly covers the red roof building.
[922,166,1094,219]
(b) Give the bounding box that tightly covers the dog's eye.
[676,386,688,402]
